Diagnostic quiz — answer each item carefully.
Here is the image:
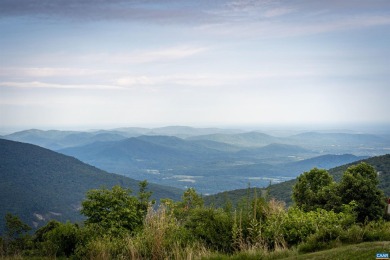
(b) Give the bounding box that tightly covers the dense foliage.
[208,154,390,207]
[339,163,386,222]
[1,164,390,259]
[292,168,337,212]
[292,163,385,223]
[81,186,145,235]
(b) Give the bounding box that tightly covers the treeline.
[1,163,390,259]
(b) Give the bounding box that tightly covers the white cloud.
[197,14,390,39]
[116,76,155,86]
[0,81,124,90]
[133,46,208,63]
[263,7,295,18]
[114,65,357,88]
[80,46,209,65]
[284,15,390,36]
[115,74,226,87]
[0,67,106,77]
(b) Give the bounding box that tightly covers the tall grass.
[83,205,213,260]
[133,205,212,260]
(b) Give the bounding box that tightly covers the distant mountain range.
[4,127,390,155]
[0,139,182,233]
[3,126,242,150]
[3,126,388,194]
[188,132,280,147]
[189,131,390,155]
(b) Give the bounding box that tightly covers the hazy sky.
[1,0,390,131]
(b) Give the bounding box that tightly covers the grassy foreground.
[205,241,390,260]
[289,242,390,260]
[1,242,389,259]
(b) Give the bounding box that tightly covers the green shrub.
[280,207,355,247]
[80,235,133,260]
[298,235,341,253]
[38,222,80,258]
[339,224,365,244]
[81,186,144,235]
[184,207,233,253]
[363,221,390,241]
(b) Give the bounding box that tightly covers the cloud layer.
[1,0,389,129]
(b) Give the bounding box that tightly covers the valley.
[2,126,388,194]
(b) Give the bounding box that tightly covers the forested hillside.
[59,135,366,194]
[0,139,182,233]
[205,154,390,207]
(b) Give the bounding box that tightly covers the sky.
[0,0,390,132]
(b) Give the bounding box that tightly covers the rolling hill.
[205,154,390,207]
[4,127,387,195]
[3,126,244,150]
[59,135,227,173]
[0,139,182,233]
[3,129,129,150]
[58,135,365,194]
[279,154,368,176]
[189,131,390,156]
[290,132,386,145]
[187,131,281,147]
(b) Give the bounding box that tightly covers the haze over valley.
[3,126,389,194]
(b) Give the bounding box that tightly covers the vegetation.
[338,163,386,222]
[330,154,390,197]
[207,154,390,207]
[81,186,146,235]
[0,139,182,233]
[1,162,390,259]
[292,168,338,212]
[292,163,386,223]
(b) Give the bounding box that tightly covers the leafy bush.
[292,163,386,222]
[35,222,80,258]
[362,221,390,242]
[281,207,355,247]
[184,207,233,253]
[292,168,339,212]
[339,163,386,222]
[80,235,133,260]
[339,224,365,244]
[81,185,144,235]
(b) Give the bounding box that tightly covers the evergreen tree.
[4,213,31,240]
[3,213,31,255]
